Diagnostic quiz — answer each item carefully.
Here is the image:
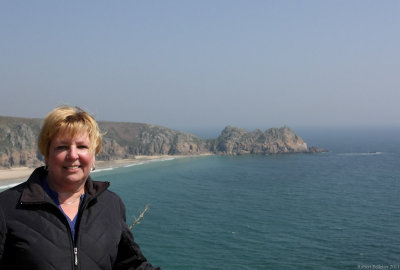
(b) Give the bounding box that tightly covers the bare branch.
[129,204,151,230]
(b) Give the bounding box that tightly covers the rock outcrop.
[97,122,209,159]
[0,116,325,168]
[214,126,310,155]
[0,117,44,168]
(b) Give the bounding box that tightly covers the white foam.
[151,158,175,162]
[124,162,145,167]
[0,182,21,191]
[338,152,383,156]
[124,157,175,166]
[91,168,114,174]
[91,157,177,174]
[159,158,175,161]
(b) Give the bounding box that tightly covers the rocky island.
[0,116,325,169]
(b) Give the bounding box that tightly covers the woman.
[0,106,161,270]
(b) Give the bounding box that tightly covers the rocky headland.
[0,115,326,169]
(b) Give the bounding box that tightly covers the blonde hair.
[38,106,102,159]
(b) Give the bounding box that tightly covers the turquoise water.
[2,127,399,269]
[92,127,400,270]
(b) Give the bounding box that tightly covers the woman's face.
[46,130,94,190]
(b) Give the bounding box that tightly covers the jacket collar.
[20,166,110,204]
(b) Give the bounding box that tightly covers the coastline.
[0,155,205,188]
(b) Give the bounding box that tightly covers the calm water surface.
[93,127,400,270]
[2,127,399,269]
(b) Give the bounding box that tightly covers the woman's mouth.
[65,166,80,170]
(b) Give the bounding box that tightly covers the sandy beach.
[0,155,187,187]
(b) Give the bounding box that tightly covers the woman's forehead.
[53,130,90,143]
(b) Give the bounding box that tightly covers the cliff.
[213,126,311,155]
[0,116,325,168]
[0,116,44,168]
[97,121,210,160]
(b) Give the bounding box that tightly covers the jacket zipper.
[74,247,78,267]
[21,200,79,269]
[73,197,90,269]
[20,178,108,269]
[47,201,82,269]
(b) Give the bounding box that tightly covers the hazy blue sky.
[1,1,399,134]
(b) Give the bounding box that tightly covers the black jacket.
[0,167,161,270]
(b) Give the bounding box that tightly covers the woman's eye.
[56,146,68,150]
[78,145,89,149]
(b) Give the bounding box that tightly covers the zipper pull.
[74,247,78,266]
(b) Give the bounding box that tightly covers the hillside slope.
[0,116,324,168]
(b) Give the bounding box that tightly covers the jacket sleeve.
[0,206,6,267]
[113,198,161,270]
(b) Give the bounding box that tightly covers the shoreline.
[0,154,209,188]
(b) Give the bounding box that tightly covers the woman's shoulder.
[99,188,123,202]
[0,181,28,200]
[89,179,124,204]
[0,181,29,213]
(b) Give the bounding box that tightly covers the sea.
[2,127,400,270]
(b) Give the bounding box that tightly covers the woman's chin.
[53,170,89,185]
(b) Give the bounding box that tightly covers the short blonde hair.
[38,106,102,159]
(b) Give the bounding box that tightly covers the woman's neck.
[46,174,86,196]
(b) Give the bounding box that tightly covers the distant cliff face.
[0,116,325,168]
[214,126,309,155]
[0,117,44,168]
[97,122,210,160]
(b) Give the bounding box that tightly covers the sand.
[0,167,33,182]
[0,155,187,187]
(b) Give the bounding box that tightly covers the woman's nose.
[67,146,79,159]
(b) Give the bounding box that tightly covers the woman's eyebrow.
[55,139,89,145]
[55,140,69,144]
